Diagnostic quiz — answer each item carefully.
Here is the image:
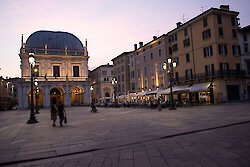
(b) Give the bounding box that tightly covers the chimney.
[176,22,182,28]
[220,5,229,11]
[139,42,143,48]
[153,36,157,40]
[134,44,137,50]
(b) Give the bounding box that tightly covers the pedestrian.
[50,98,58,127]
[157,98,162,111]
[58,101,66,127]
[90,102,98,113]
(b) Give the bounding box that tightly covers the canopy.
[189,82,211,92]
[157,85,190,95]
[146,89,164,95]
[172,85,190,92]
[157,88,170,95]
[137,91,149,96]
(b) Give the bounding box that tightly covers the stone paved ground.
[0,103,250,167]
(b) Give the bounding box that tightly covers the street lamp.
[27,52,38,124]
[90,85,94,103]
[163,57,177,110]
[34,78,40,114]
[111,77,118,107]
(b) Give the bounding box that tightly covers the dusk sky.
[0,0,249,78]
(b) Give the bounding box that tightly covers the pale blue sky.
[0,0,249,78]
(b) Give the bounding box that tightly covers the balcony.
[174,70,246,83]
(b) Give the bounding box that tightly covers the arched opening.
[70,86,84,106]
[50,87,64,105]
[28,88,44,108]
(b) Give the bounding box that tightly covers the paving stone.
[0,103,250,167]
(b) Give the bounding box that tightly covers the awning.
[172,85,190,92]
[137,91,149,96]
[129,93,137,97]
[157,88,170,95]
[146,89,164,95]
[157,85,190,95]
[189,82,211,92]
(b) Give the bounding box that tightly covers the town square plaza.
[0,103,250,167]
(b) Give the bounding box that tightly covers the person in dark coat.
[57,101,66,127]
[50,98,58,127]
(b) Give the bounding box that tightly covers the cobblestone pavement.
[0,103,250,167]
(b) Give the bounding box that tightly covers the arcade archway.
[70,86,84,106]
[50,87,64,105]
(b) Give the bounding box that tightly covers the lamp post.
[163,57,177,110]
[111,77,118,107]
[90,85,94,104]
[34,78,40,114]
[27,53,38,124]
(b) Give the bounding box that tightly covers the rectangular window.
[186,53,190,62]
[218,44,228,55]
[231,17,236,26]
[219,27,224,37]
[220,63,229,75]
[131,71,135,78]
[102,70,107,75]
[183,38,190,47]
[205,64,214,76]
[131,83,135,90]
[184,28,188,36]
[144,79,148,89]
[53,66,60,77]
[144,67,147,75]
[203,18,208,27]
[232,45,241,56]
[244,43,249,53]
[143,56,146,62]
[246,62,250,74]
[203,45,213,57]
[202,29,211,39]
[73,66,79,77]
[185,69,193,80]
[172,44,178,52]
[159,49,162,56]
[172,34,177,42]
[152,78,155,88]
[175,72,179,82]
[236,63,240,71]
[217,14,222,24]
[243,33,247,41]
[151,65,154,74]
[232,29,237,38]
[151,53,153,59]
[121,66,124,72]
[121,74,124,81]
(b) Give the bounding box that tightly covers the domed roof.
[26,30,84,50]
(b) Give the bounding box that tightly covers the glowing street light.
[27,53,38,124]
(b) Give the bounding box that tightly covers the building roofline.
[239,25,250,32]
[111,51,133,61]
[90,64,113,72]
[167,7,239,35]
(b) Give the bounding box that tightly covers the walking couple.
[51,98,67,127]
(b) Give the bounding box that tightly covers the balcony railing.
[174,70,246,83]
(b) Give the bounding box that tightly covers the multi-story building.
[111,52,132,97]
[130,35,169,93]
[18,30,90,109]
[0,77,18,110]
[167,5,243,103]
[90,64,113,104]
[239,25,250,100]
